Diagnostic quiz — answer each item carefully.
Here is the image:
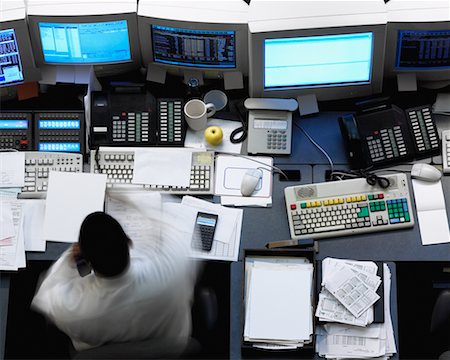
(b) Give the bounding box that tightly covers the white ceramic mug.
[183,99,216,131]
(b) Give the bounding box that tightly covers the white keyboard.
[90,147,215,195]
[19,152,83,199]
[284,173,414,240]
[442,130,450,174]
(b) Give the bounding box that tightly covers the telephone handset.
[90,84,185,148]
[339,101,440,169]
[244,98,298,155]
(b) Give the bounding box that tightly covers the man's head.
[78,212,131,277]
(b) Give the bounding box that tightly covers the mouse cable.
[0,148,19,152]
[215,152,289,180]
[294,122,335,175]
[329,168,392,189]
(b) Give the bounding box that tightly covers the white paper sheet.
[132,149,192,187]
[0,201,15,241]
[0,194,24,270]
[0,152,25,188]
[246,263,313,342]
[184,118,243,154]
[181,196,242,261]
[21,199,46,252]
[43,172,107,243]
[412,179,450,245]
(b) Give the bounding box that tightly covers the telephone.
[339,101,440,169]
[0,112,33,150]
[90,84,186,148]
[0,111,85,153]
[244,98,298,155]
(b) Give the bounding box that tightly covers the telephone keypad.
[112,112,150,143]
[407,107,439,152]
[158,99,184,145]
[267,131,287,150]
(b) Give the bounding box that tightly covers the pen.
[265,239,314,249]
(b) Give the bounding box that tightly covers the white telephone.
[244,98,298,155]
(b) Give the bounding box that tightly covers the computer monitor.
[138,0,248,86]
[0,0,40,87]
[26,0,141,77]
[248,0,387,101]
[384,0,450,88]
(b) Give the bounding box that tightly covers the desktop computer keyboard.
[284,173,414,240]
[90,147,215,195]
[19,152,83,199]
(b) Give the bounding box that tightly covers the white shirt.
[31,225,196,352]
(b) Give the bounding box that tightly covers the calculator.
[191,212,218,252]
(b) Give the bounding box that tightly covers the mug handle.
[205,103,216,118]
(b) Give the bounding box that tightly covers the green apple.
[204,126,223,146]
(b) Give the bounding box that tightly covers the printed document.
[0,152,25,188]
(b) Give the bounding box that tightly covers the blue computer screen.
[0,120,28,129]
[38,142,80,152]
[38,119,80,129]
[0,28,25,86]
[38,20,131,64]
[152,25,235,68]
[396,29,450,69]
[264,32,373,89]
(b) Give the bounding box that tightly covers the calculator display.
[38,142,81,152]
[38,120,80,129]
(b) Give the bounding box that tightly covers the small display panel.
[264,32,373,89]
[0,28,25,86]
[395,29,450,69]
[38,119,80,129]
[38,20,131,64]
[38,142,80,152]
[0,120,28,129]
[151,25,235,68]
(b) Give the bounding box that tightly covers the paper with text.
[0,152,25,188]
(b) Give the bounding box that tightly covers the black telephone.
[339,100,440,169]
[90,83,186,148]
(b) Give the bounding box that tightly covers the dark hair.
[78,212,130,277]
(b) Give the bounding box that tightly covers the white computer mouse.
[411,163,442,182]
[240,169,263,196]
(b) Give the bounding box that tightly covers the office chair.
[430,289,450,360]
[70,286,218,360]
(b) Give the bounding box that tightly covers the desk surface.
[1,102,450,359]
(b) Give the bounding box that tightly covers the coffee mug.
[184,99,216,131]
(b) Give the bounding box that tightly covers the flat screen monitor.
[28,13,141,76]
[0,19,40,87]
[249,25,386,101]
[385,22,450,84]
[139,18,248,79]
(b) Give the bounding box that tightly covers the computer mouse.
[411,163,442,182]
[240,169,263,196]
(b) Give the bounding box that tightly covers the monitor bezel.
[138,16,248,78]
[249,24,386,101]
[385,21,450,82]
[0,18,40,87]
[27,13,142,76]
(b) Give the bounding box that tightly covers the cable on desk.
[0,149,19,152]
[229,99,248,144]
[216,152,289,180]
[294,122,335,174]
[330,168,391,188]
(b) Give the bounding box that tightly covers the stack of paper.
[316,260,397,359]
[244,256,314,350]
[0,192,26,271]
[316,258,381,326]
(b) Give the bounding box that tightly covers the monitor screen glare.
[38,20,131,64]
[264,32,373,89]
[151,25,236,68]
[395,29,450,70]
[0,28,25,86]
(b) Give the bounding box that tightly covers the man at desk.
[31,211,197,354]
